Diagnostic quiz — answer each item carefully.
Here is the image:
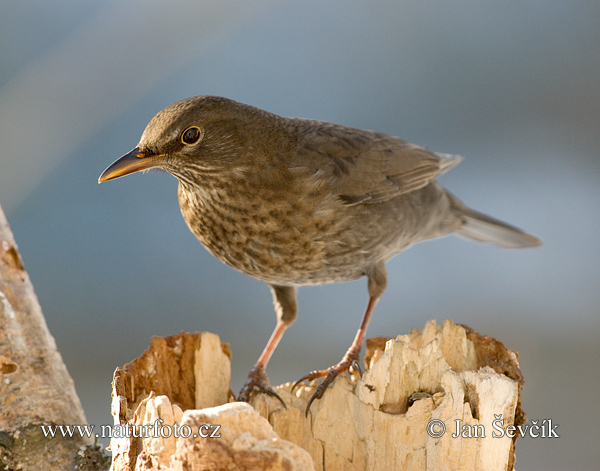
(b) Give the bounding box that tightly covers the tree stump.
[110,321,525,471]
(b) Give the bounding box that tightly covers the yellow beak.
[98,147,163,183]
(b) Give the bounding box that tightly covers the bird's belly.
[187,213,370,286]
[178,189,374,286]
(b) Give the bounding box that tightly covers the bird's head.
[99,96,287,186]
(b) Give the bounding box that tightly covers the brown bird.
[99,96,541,412]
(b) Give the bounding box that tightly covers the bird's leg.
[293,262,387,415]
[238,320,288,405]
[293,295,380,413]
[237,285,297,406]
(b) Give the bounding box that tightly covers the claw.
[304,369,339,416]
[302,367,350,415]
[291,369,327,393]
[350,360,362,377]
[291,378,305,394]
[238,382,287,409]
[298,348,364,415]
[305,390,319,416]
[265,387,287,408]
[290,368,339,415]
[238,366,287,408]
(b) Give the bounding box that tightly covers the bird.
[99,95,541,413]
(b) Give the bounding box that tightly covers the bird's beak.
[98,147,163,183]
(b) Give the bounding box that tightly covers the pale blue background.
[1,2,598,469]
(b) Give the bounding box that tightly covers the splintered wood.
[110,321,524,471]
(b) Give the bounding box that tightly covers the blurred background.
[1,1,598,469]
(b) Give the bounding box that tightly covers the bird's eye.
[181,126,202,145]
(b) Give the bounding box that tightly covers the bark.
[0,205,108,471]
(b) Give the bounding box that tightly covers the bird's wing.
[291,119,462,205]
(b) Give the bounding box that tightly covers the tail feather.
[448,193,542,249]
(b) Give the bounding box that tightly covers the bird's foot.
[292,349,362,416]
[237,364,286,408]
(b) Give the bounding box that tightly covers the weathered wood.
[0,205,107,470]
[110,320,524,471]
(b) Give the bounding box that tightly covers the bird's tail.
[448,192,542,249]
